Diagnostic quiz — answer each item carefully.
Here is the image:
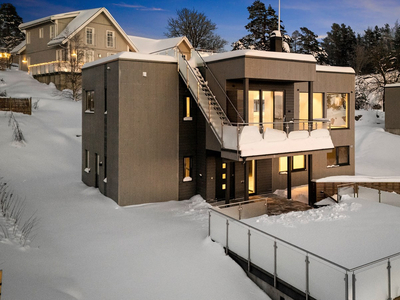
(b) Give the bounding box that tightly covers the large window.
[86,90,94,112]
[106,31,115,48]
[183,157,192,182]
[85,50,95,63]
[248,90,284,130]
[299,93,323,120]
[327,146,350,167]
[86,27,94,45]
[327,93,348,128]
[279,155,306,173]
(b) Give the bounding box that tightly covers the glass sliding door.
[262,91,274,129]
[274,91,284,130]
[248,90,260,126]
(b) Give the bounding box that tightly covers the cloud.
[112,3,165,11]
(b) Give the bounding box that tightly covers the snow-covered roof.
[202,49,317,63]
[20,8,138,52]
[129,36,192,54]
[82,51,176,69]
[10,40,26,55]
[316,175,400,183]
[316,65,355,74]
[385,83,400,88]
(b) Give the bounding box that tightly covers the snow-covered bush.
[8,112,25,143]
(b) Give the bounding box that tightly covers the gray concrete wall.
[385,86,400,134]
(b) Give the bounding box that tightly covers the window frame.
[39,28,43,39]
[183,157,193,182]
[106,30,115,48]
[86,27,95,45]
[85,50,95,63]
[49,24,57,39]
[279,155,306,174]
[326,93,349,129]
[184,96,192,121]
[85,90,95,112]
[84,149,90,173]
[56,49,63,61]
[26,32,31,44]
[327,146,350,168]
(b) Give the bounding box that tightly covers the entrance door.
[248,160,256,195]
[216,161,235,201]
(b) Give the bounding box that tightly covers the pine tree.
[0,3,25,52]
[232,1,288,51]
[322,23,356,67]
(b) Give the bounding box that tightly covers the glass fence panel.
[276,241,307,292]
[391,256,400,298]
[249,230,275,274]
[209,211,227,247]
[358,186,379,202]
[355,262,388,300]
[381,190,400,207]
[309,256,346,300]
[338,186,355,200]
[228,221,249,259]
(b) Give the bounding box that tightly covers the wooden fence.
[311,181,400,203]
[0,97,31,115]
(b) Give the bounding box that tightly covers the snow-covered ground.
[0,70,268,300]
[1,69,400,299]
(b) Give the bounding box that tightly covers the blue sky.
[10,0,400,49]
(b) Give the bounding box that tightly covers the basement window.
[85,90,94,112]
[327,146,350,167]
[279,155,306,174]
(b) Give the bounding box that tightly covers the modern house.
[11,7,136,90]
[384,83,400,135]
[81,35,355,206]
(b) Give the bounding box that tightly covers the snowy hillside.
[0,70,269,300]
[0,69,399,300]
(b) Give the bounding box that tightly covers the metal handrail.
[209,207,350,272]
[194,50,245,123]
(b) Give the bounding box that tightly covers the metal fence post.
[379,189,382,203]
[248,229,251,272]
[274,240,278,288]
[388,259,392,300]
[305,254,310,300]
[225,219,229,255]
[345,272,349,300]
[352,272,356,300]
[208,210,211,237]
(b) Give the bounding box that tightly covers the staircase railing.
[175,49,232,145]
[193,50,245,124]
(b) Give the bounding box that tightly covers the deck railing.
[209,202,400,300]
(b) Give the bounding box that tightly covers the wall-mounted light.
[22,59,27,64]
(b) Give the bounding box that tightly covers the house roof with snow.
[19,7,138,51]
[128,36,192,54]
[10,40,26,55]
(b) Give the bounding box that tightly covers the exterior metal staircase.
[176,49,232,145]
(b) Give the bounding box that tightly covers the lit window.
[39,28,43,38]
[183,157,192,182]
[327,146,350,167]
[279,155,306,173]
[86,90,94,111]
[86,28,94,45]
[26,32,31,44]
[184,97,192,120]
[299,93,323,120]
[106,31,115,48]
[327,93,348,129]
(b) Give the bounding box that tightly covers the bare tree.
[165,8,227,52]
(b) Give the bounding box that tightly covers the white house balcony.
[220,120,333,160]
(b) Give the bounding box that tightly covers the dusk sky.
[10,0,400,49]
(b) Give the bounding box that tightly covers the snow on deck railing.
[221,120,333,158]
[209,205,400,300]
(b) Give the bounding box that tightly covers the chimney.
[270,30,283,52]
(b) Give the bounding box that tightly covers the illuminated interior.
[299,93,323,120]
[279,155,306,173]
[185,97,191,118]
[327,93,348,128]
[248,90,260,125]
[184,157,191,178]
[248,160,256,194]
